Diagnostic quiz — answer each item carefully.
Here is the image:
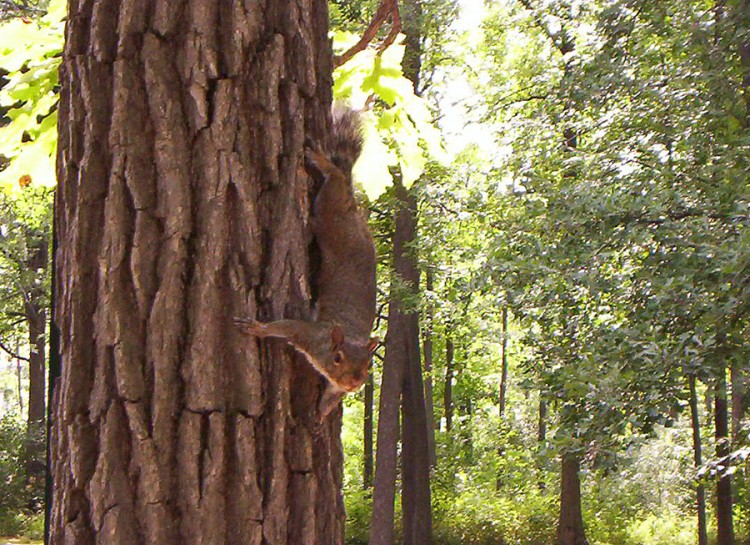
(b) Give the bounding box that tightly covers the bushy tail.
[330,105,364,175]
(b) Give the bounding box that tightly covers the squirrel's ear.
[331,324,345,350]
[366,337,379,354]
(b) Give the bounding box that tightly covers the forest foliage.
[0,0,749,544]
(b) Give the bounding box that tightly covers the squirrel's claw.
[234,317,261,332]
[304,147,325,172]
[304,136,317,150]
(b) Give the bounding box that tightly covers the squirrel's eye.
[334,352,343,364]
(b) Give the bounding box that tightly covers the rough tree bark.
[49,2,346,544]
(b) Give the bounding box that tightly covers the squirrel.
[236,108,378,418]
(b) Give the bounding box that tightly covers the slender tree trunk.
[45,206,61,543]
[444,337,454,432]
[538,398,547,491]
[396,180,431,545]
[706,389,715,425]
[24,235,48,482]
[731,362,746,443]
[538,399,547,444]
[25,236,48,431]
[16,348,23,413]
[372,3,432,540]
[26,302,46,427]
[368,336,402,545]
[740,0,750,128]
[24,303,47,481]
[498,305,508,415]
[369,200,408,545]
[518,7,586,539]
[364,372,374,489]
[716,365,736,545]
[371,177,431,545]
[689,374,709,545]
[49,2,345,544]
[496,304,509,490]
[729,361,746,514]
[556,453,589,545]
[423,269,436,468]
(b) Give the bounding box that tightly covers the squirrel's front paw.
[234,317,264,335]
[304,146,330,176]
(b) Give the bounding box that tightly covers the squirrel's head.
[325,324,378,392]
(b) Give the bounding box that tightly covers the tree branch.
[0,337,29,362]
[335,0,402,68]
[518,0,575,56]
[0,0,43,21]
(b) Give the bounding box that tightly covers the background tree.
[0,186,51,478]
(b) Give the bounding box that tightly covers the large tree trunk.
[556,453,588,545]
[49,2,345,544]
[716,365,736,545]
[689,374,708,545]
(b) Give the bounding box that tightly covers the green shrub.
[345,488,372,545]
[23,511,45,540]
[0,414,46,540]
[624,512,695,545]
[433,487,556,545]
[0,415,29,512]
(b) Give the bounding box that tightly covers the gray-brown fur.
[236,109,377,417]
[329,106,364,175]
